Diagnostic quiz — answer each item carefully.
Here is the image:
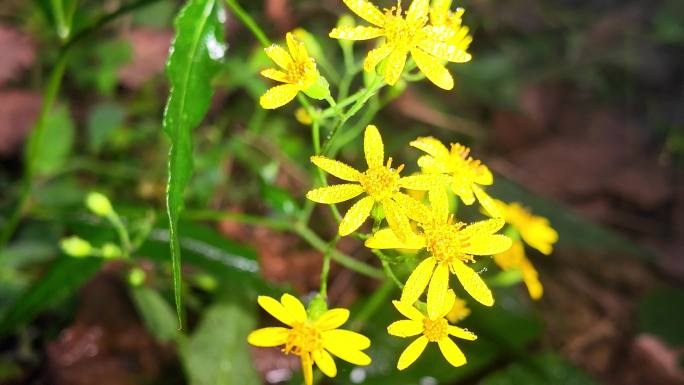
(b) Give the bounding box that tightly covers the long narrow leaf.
[163,0,226,327]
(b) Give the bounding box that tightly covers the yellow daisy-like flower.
[387,291,477,370]
[260,33,321,109]
[247,294,371,385]
[428,0,473,51]
[494,200,559,255]
[306,125,433,241]
[410,137,502,217]
[329,0,472,90]
[445,294,470,323]
[366,187,511,308]
[494,240,543,300]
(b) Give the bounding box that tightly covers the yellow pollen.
[283,322,322,356]
[424,223,467,263]
[287,59,315,87]
[382,5,419,48]
[359,164,400,200]
[423,317,449,342]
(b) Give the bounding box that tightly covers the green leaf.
[130,286,179,342]
[87,102,126,153]
[638,287,684,346]
[0,256,102,336]
[162,0,227,327]
[180,299,260,385]
[34,104,74,176]
[479,352,600,385]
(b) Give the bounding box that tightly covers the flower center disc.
[288,60,315,87]
[425,223,463,264]
[284,322,322,356]
[359,166,399,200]
[423,318,449,342]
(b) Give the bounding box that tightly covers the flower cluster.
[248,0,558,380]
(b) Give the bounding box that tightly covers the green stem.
[312,116,321,154]
[351,280,395,328]
[223,0,270,47]
[107,212,132,258]
[50,0,69,39]
[319,235,339,298]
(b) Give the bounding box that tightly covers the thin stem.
[50,0,69,40]
[224,0,270,47]
[107,212,132,259]
[351,280,395,329]
[319,235,339,298]
[312,116,321,154]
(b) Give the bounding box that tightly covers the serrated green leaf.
[162,0,227,328]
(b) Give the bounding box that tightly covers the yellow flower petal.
[363,124,384,168]
[313,349,337,377]
[427,263,450,319]
[411,47,454,90]
[521,259,544,300]
[428,186,449,224]
[257,295,294,325]
[323,329,371,350]
[261,68,290,83]
[392,192,431,224]
[406,0,429,25]
[341,0,385,26]
[452,182,475,205]
[418,154,449,173]
[400,257,436,305]
[281,293,308,323]
[387,320,423,337]
[315,308,350,331]
[383,48,408,86]
[329,25,384,40]
[302,351,314,385]
[460,218,505,237]
[430,0,453,24]
[450,259,494,306]
[286,32,308,63]
[324,345,371,366]
[418,40,472,63]
[448,325,477,341]
[338,196,375,236]
[438,289,456,319]
[364,43,393,72]
[463,234,512,256]
[473,185,501,218]
[260,84,300,109]
[383,198,413,242]
[473,165,494,186]
[410,136,450,159]
[247,327,289,347]
[521,219,558,256]
[306,184,365,204]
[398,174,444,191]
[397,336,428,370]
[365,228,425,250]
[264,44,293,69]
[437,337,466,367]
[311,156,361,182]
[392,301,425,324]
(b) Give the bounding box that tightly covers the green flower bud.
[101,243,122,259]
[60,236,93,258]
[307,293,329,321]
[128,267,146,286]
[86,192,113,217]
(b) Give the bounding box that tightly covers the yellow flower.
[410,137,502,217]
[428,0,473,51]
[494,240,543,300]
[366,187,511,308]
[329,0,472,90]
[247,294,371,385]
[387,291,476,370]
[306,125,433,241]
[494,200,559,255]
[260,33,321,109]
[445,295,470,323]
